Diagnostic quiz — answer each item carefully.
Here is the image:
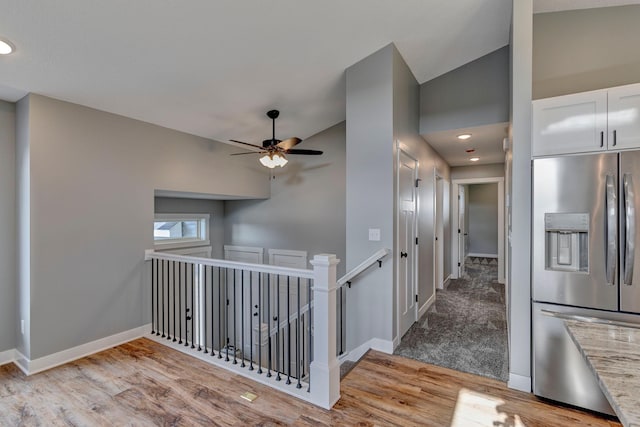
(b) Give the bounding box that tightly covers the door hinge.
[415,178,421,188]
[415,295,418,302]
[458,195,461,200]
[458,262,461,267]
[415,237,418,245]
[435,236,438,241]
[458,228,460,233]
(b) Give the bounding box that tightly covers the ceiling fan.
[230,110,323,168]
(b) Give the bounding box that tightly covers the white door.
[398,150,417,338]
[458,184,466,277]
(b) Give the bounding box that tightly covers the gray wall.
[0,101,16,353]
[346,45,395,349]
[509,0,533,391]
[393,46,451,316]
[450,163,505,180]
[18,94,269,360]
[154,197,226,259]
[420,46,510,135]
[346,44,450,351]
[224,122,346,276]
[468,184,498,256]
[533,5,640,99]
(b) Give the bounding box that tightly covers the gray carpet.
[394,257,508,381]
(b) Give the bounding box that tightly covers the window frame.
[153,213,210,250]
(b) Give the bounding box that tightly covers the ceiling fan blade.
[230,151,264,156]
[276,137,302,151]
[286,149,323,155]
[229,139,265,151]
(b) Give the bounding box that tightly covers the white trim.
[467,252,498,258]
[18,324,150,375]
[419,292,436,319]
[508,373,532,392]
[268,248,308,268]
[342,337,395,363]
[392,335,400,350]
[146,334,329,408]
[451,177,505,284]
[434,171,446,291]
[223,245,264,263]
[0,348,15,366]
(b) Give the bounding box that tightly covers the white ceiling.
[0,0,512,145]
[423,123,509,167]
[533,0,640,14]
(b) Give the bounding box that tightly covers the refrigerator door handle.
[624,173,636,286]
[606,174,617,286]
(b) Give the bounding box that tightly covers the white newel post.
[309,254,341,409]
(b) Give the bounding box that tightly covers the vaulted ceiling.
[0,0,512,145]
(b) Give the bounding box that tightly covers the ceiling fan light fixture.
[457,133,472,141]
[259,152,288,168]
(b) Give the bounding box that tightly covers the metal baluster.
[218,267,223,359]
[249,271,253,371]
[171,261,176,341]
[257,272,262,374]
[241,270,245,368]
[191,263,195,349]
[225,268,230,362]
[203,265,208,353]
[233,269,237,364]
[286,276,291,385]
[266,273,272,378]
[296,277,301,388]
[161,260,166,338]
[183,262,188,347]
[210,266,214,356]
[276,275,281,381]
[151,259,156,334]
[308,279,312,392]
[301,311,305,380]
[339,287,343,355]
[178,262,183,344]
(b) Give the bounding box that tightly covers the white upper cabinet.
[608,83,640,150]
[533,83,640,157]
[532,89,607,157]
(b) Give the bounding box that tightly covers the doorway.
[451,178,504,283]
[434,172,446,290]
[397,149,418,339]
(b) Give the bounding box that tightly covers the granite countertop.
[565,320,640,427]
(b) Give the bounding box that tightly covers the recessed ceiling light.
[0,38,15,55]
[470,157,480,162]
[457,133,472,140]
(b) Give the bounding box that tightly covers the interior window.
[153,214,209,249]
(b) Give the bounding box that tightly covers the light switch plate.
[369,228,381,241]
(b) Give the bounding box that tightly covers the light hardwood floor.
[0,338,621,426]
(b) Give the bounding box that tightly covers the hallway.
[395,257,508,381]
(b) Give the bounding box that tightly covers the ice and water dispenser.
[544,213,589,272]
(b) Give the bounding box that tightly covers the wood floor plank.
[0,339,621,426]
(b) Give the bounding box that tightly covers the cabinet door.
[608,83,640,150]
[532,89,607,157]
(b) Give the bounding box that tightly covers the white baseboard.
[467,253,498,258]
[0,348,15,366]
[443,274,452,285]
[419,293,436,318]
[507,373,531,392]
[392,335,400,351]
[344,337,394,363]
[19,324,151,375]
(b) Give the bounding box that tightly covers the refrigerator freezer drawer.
[533,303,618,415]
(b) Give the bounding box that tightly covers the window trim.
[154,213,210,250]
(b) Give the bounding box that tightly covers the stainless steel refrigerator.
[532,151,640,415]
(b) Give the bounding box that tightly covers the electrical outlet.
[21,319,24,335]
[368,228,381,241]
